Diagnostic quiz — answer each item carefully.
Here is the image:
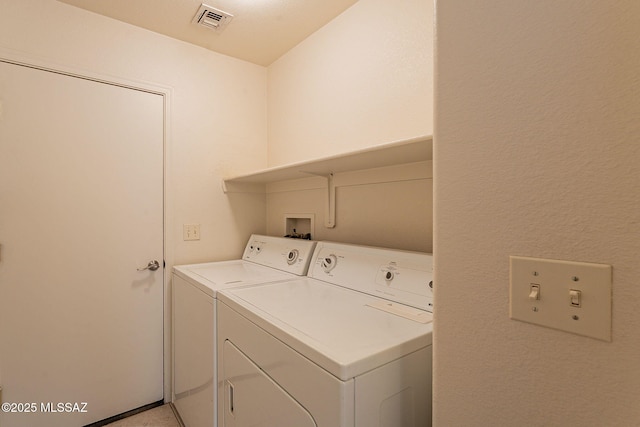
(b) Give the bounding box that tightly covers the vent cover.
[192,3,233,33]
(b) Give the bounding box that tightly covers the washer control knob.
[384,270,395,281]
[321,254,337,273]
[287,249,299,265]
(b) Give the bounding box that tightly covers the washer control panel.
[286,249,299,265]
[243,235,317,276]
[309,242,433,311]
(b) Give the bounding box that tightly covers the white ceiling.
[58,0,360,66]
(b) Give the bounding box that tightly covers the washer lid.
[173,260,298,297]
[218,278,433,381]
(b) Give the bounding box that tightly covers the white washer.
[172,234,317,427]
[217,241,434,427]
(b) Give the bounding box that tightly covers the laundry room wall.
[0,0,268,265]
[265,0,433,251]
[267,0,432,166]
[434,1,640,425]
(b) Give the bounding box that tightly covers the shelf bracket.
[325,173,336,228]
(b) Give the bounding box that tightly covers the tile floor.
[104,404,181,427]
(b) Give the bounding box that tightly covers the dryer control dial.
[321,254,337,273]
[286,249,299,265]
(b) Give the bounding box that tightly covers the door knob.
[138,260,160,271]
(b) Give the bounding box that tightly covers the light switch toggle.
[529,284,540,300]
[569,289,581,307]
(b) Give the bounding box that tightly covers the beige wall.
[267,0,433,167]
[434,1,640,425]
[0,0,268,266]
[265,0,433,252]
[266,162,432,252]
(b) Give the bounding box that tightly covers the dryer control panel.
[309,242,433,311]
[242,235,317,276]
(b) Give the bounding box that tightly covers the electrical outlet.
[183,224,201,241]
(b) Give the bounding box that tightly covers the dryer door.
[223,340,317,427]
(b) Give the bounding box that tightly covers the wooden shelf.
[222,135,432,191]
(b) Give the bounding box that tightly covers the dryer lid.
[219,278,432,381]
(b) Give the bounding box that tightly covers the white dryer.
[172,234,317,427]
[217,241,434,427]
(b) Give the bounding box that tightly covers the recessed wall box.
[284,214,314,239]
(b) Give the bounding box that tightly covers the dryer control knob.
[321,254,337,273]
[384,270,395,281]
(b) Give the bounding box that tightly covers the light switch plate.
[183,224,200,241]
[509,256,612,341]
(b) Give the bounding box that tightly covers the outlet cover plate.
[183,224,201,241]
[509,256,612,341]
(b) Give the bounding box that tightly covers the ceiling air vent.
[192,3,233,33]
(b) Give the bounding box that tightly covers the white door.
[0,60,164,427]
